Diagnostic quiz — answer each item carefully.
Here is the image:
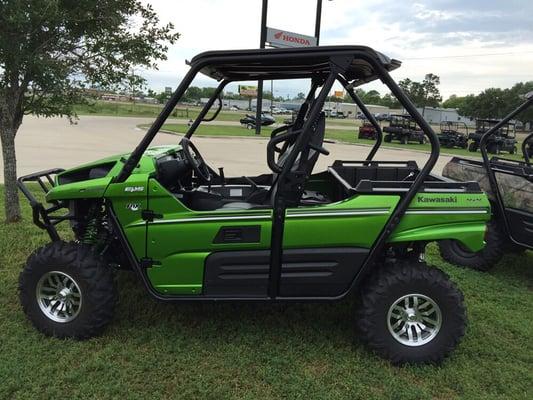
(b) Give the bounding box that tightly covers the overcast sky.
[139,0,533,99]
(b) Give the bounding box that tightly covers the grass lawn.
[154,123,528,162]
[0,185,532,399]
[74,101,289,124]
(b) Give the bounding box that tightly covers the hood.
[56,145,180,185]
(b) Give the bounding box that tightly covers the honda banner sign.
[266,27,317,48]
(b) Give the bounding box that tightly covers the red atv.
[358,122,378,140]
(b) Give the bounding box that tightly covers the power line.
[405,51,533,60]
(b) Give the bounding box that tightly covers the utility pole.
[255,0,268,135]
[315,0,323,45]
[255,0,328,134]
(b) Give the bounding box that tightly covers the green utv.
[18,46,490,364]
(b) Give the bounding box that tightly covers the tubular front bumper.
[17,168,67,241]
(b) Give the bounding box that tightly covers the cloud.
[140,0,533,99]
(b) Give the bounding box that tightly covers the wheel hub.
[387,294,442,347]
[36,271,82,323]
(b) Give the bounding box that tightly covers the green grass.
[1,186,532,399]
[155,123,528,161]
[74,101,288,123]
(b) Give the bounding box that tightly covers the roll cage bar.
[114,46,442,301]
[440,121,468,134]
[478,92,533,247]
[523,131,533,164]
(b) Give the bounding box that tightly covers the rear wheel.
[468,142,478,152]
[400,136,408,145]
[246,123,254,130]
[356,262,466,364]
[487,143,500,154]
[384,135,392,143]
[19,241,116,339]
[438,220,505,271]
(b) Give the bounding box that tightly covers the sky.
[138,0,533,100]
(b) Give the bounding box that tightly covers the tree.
[399,74,442,108]
[454,82,533,123]
[442,94,466,109]
[183,86,202,102]
[0,0,179,222]
[421,73,442,107]
[380,93,401,109]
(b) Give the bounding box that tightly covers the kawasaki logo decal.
[417,195,457,203]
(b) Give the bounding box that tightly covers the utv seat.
[216,112,327,210]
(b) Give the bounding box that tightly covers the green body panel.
[144,181,401,294]
[283,196,399,248]
[42,145,491,296]
[46,177,112,201]
[145,179,273,294]
[105,174,151,260]
[390,193,491,251]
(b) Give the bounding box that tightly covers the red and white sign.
[266,27,317,48]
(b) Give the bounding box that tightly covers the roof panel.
[189,46,401,85]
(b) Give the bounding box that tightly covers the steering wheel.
[180,137,211,182]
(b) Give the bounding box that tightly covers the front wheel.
[356,262,466,364]
[19,241,117,339]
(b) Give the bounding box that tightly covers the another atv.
[438,121,468,149]
[358,121,377,140]
[18,46,490,364]
[440,93,533,270]
[383,114,425,144]
[468,118,518,154]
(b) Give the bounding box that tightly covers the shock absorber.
[81,206,102,245]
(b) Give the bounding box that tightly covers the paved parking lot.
[1,115,453,182]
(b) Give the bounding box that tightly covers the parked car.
[239,113,276,129]
[375,113,390,122]
[271,107,290,115]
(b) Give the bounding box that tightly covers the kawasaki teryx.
[383,114,425,144]
[18,46,490,364]
[468,118,518,154]
[438,121,469,149]
[440,93,533,270]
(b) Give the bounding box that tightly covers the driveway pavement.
[1,115,452,182]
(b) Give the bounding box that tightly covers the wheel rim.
[36,271,82,323]
[387,294,442,347]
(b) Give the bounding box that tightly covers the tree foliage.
[445,81,533,122]
[0,0,179,222]
[399,74,442,108]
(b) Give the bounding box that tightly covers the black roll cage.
[478,92,533,248]
[440,120,468,135]
[113,47,442,301]
[523,131,533,164]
